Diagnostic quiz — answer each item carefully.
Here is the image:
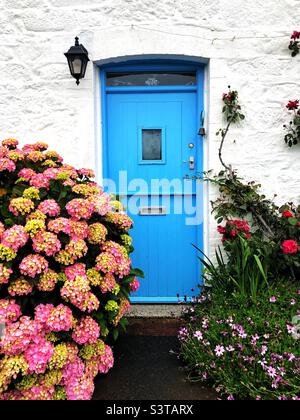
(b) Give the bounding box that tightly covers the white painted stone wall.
[0,0,300,253]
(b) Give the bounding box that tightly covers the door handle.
[183,156,195,170]
[189,156,195,170]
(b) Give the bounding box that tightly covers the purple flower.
[193,331,203,341]
[267,367,277,379]
[202,319,209,330]
[270,296,277,303]
[227,395,235,400]
[178,327,189,341]
[251,335,260,346]
[287,324,296,335]
[286,353,295,362]
[261,346,268,356]
[215,345,226,357]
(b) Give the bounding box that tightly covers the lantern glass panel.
[72,58,83,75]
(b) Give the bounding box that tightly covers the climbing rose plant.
[289,31,300,57]
[284,100,300,147]
[0,139,142,400]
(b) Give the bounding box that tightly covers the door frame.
[99,59,206,303]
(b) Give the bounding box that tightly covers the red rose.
[282,211,293,218]
[286,100,299,110]
[230,231,237,237]
[291,31,300,40]
[217,226,226,234]
[282,240,299,255]
[286,100,299,111]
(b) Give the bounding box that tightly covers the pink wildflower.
[215,345,226,357]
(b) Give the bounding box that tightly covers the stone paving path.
[93,335,216,401]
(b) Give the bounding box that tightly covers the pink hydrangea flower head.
[18,168,36,181]
[32,231,61,257]
[46,304,73,332]
[77,168,95,178]
[72,317,100,345]
[66,199,94,221]
[69,221,89,240]
[38,200,61,217]
[34,304,55,329]
[9,198,35,216]
[8,278,33,297]
[48,218,71,235]
[95,252,117,274]
[130,277,140,293]
[65,263,87,281]
[19,254,49,278]
[100,273,116,294]
[2,225,29,252]
[0,264,12,284]
[88,193,112,216]
[0,299,22,324]
[2,138,19,149]
[0,158,16,173]
[0,316,40,356]
[87,223,108,245]
[37,270,59,292]
[105,212,133,232]
[24,336,54,374]
[98,345,114,374]
[29,173,50,189]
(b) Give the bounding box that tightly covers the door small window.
[142,129,162,161]
[107,72,196,87]
[138,127,166,165]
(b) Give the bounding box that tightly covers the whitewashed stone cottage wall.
[0,0,300,253]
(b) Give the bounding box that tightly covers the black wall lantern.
[65,37,90,85]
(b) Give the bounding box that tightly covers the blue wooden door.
[104,74,203,302]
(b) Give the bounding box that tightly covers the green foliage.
[205,170,278,235]
[221,87,245,124]
[284,107,300,147]
[195,237,271,303]
[289,32,300,57]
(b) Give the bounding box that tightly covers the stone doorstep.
[128,304,184,319]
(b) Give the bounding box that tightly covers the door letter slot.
[139,206,167,216]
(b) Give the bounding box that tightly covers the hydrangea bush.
[0,139,142,400]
